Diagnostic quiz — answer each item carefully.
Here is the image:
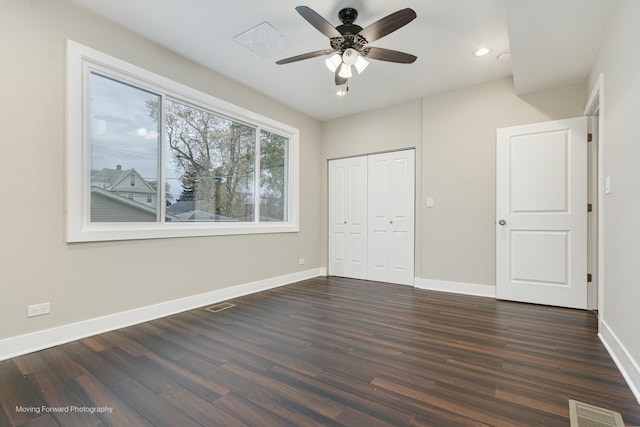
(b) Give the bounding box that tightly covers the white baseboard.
[598,320,640,404]
[0,268,325,362]
[414,278,496,298]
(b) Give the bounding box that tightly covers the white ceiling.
[68,0,618,121]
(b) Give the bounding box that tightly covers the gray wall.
[421,78,586,286]
[0,0,322,340]
[321,77,586,288]
[587,0,640,393]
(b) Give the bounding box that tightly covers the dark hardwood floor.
[1,276,639,426]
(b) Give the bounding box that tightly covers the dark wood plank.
[178,355,284,410]
[213,393,298,427]
[0,276,639,426]
[15,413,61,427]
[142,352,229,401]
[157,386,250,427]
[109,379,202,427]
[61,342,131,388]
[25,368,102,427]
[0,361,48,426]
[70,373,153,427]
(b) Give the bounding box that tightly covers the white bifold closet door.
[328,149,415,286]
[367,150,415,285]
[328,156,368,280]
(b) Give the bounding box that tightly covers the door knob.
[390,220,394,224]
[344,221,347,224]
[498,219,507,226]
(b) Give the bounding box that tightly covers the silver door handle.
[498,219,507,226]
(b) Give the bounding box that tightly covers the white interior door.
[496,117,587,309]
[368,150,415,285]
[328,156,367,279]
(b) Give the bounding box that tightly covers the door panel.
[510,131,568,212]
[497,117,587,309]
[333,233,345,261]
[510,230,568,285]
[350,165,365,225]
[368,150,415,285]
[350,232,364,264]
[328,157,368,279]
[371,230,387,270]
[391,231,409,271]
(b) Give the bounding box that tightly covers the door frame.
[584,73,605,323]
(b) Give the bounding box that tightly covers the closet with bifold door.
[328,148,415,286]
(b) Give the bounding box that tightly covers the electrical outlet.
[27,302,50,318]
[298,258,305,265]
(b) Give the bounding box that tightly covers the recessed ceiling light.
[472,47,491,57]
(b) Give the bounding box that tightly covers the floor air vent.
[569,399,624,427]
[205,302,236,313]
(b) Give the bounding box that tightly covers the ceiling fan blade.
[363,47,417,64]
[335,68,348,86]
[276,49,335,65]
[358,8,417,43]
[295,6,342,39]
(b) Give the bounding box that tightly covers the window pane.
[89,73,161,222]
[260,130,288,221]
[165,100,256,222]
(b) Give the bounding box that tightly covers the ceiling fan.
[276,6,417,92]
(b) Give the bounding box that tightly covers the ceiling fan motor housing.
[330,33,367,52]
[338,8,358,25]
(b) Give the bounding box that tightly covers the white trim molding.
[0,268,324,362]
[599,320,640,404]
[414,278,496,298]
[584,72,606,326]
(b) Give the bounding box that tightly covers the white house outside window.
[67,40,299,242]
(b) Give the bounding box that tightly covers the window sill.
[67,221,299,243]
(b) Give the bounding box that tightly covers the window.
[260,130,289,221]
[163,99,257,223]
[67,40,299,242]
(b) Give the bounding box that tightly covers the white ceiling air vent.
[233,22,291,58]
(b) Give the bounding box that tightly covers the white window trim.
[66,40,299,242]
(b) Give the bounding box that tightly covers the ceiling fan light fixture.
[354,54,369,74]
[338,63,352,78]
[336,85,349,96]
[342,48,359,65]
[325,53,342,72]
